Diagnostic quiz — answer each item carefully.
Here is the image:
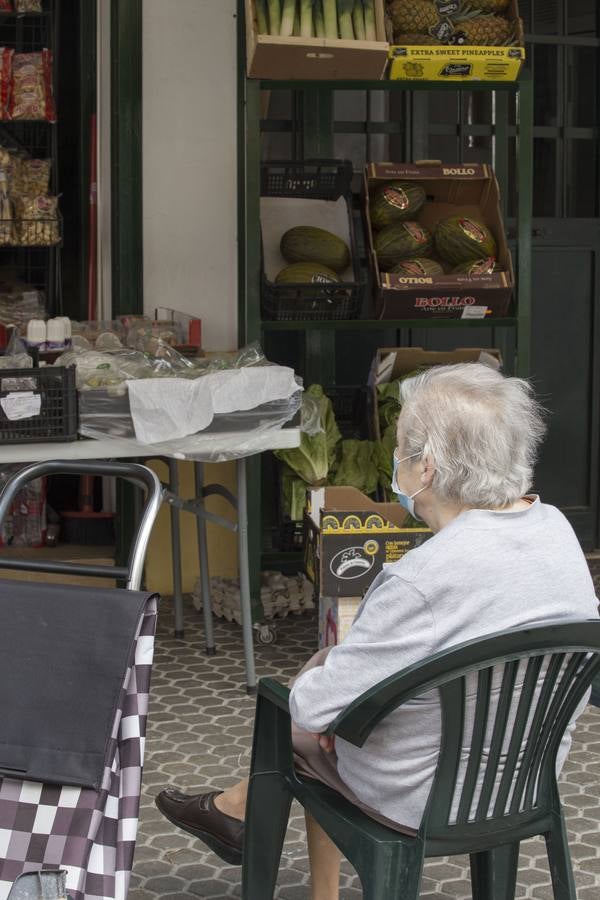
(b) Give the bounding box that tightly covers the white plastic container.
[46,318,67,351]
[26,319,47,351]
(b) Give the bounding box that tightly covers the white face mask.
[392,450,427,520]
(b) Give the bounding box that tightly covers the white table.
[0,426,301,693]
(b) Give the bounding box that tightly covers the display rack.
[237,0,533,602]
[0,0,61,315]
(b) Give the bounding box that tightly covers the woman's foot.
[155,788,244,865]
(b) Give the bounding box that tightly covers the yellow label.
[388,45,525,83]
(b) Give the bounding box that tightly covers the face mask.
[392,451,427,519]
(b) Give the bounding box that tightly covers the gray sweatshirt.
[289,498,599,829]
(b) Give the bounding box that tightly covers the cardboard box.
[319,595,362,648]
[245,0,389,81]
[305,486,431,598]
[369,346,502,443]
[364,162,514,319]
[388,0,525,83]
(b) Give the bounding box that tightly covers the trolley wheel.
[255,622,277,645]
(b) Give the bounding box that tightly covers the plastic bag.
[0,167,14,244]
[15,0,43,11]
[0,48,13,120]
[12,157,51,196]
[10,50,56,122]
[17,194,59,245]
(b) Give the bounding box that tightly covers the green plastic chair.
[242,620,600,900]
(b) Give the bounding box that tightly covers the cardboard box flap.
[310,486,411,529]
[371,347,502,385]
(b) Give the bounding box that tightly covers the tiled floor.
[130,595,600,900]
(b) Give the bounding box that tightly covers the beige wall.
[142,2,240,594]
[142,0,238,352]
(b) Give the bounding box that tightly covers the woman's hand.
[310,732,336,753]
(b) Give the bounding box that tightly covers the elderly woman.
[156,363,598,900]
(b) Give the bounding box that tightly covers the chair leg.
[241,773,293,900]
[357,843,424,900]
[470,842,520,900]
[545,814,577,900]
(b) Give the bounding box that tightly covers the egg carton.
[193,570,315,625]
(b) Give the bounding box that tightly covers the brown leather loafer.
[155,788,244,865]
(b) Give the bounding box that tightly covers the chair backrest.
[330,621,600,852]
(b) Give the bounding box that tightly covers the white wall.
[142,0,238,351]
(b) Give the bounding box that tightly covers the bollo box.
[364,162,514,320]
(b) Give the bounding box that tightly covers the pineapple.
[457,14,514,44]
[388,0,439,36]
[394,32,441,44]
[469,0,509,10]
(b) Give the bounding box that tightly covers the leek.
[268,0,281,34]
[337,0,355,39]
[255,0,269,33]
[293,3,300,34]
[300,0,314,37]
[323,0,338,38]
[363,0,377,40]
[280,0,296,36]
[314,1,326,36]
[352,0,366,39]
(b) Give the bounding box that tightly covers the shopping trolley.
[0,461,162,900]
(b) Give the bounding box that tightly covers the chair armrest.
[258,677,291,712]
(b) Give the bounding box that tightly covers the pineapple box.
[387,0,525,82]
[245,0,389,81]
[304,486,431,599]
[363,161,515,319]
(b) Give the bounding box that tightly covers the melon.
[275,262,339,284]
[435,216,497,265]
[280,226,350,273]
[374,221,433,270]
[452,257,501,275]
[370,181,426,230]
[390,257,444,276]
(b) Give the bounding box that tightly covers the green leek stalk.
[363,0,377,40]
[268,0,281,34]
[280,0,296,35]
[255,0,269,33]
[337,0,355,39]
[352,0,366,39]
[314,1,326,36]
[323,0,338,38]
[300,0,314,37]
[293,3,300,34]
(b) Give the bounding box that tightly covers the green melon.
[275,262,339,284]
[391,257,445,276]
[374,221,433,270]
[452,257,501,275]
[370,181,426,230]
[435,216,497,265]
[280,226,350,273]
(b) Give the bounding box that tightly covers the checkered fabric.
[0,596,158,900]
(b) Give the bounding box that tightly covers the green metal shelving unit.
[237,1,534,603]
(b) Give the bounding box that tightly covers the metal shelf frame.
[237,0,534,593]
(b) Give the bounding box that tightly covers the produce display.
[255,0,378,39]
[369,181,426,229]
[280,225,351,272]
[386,0,519,47]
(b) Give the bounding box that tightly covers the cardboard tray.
[304,485,431,598]
[364,162,514,320]
[369,346,503,443]
[245,0,389,81]
[388,0,525,83]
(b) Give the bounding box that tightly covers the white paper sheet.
[126,366,299,444]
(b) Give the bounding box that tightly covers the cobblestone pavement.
[130,597,600,900]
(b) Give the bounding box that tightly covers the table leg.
[237,457,257,694]
[167,458,185,638]
[194,462,216,656]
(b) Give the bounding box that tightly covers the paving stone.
[133,593,600,898]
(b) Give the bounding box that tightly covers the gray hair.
[398,363,547,508]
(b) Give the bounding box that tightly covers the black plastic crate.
[0,364,77,442]
[260,159,363,322]
[328,385,369,440]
